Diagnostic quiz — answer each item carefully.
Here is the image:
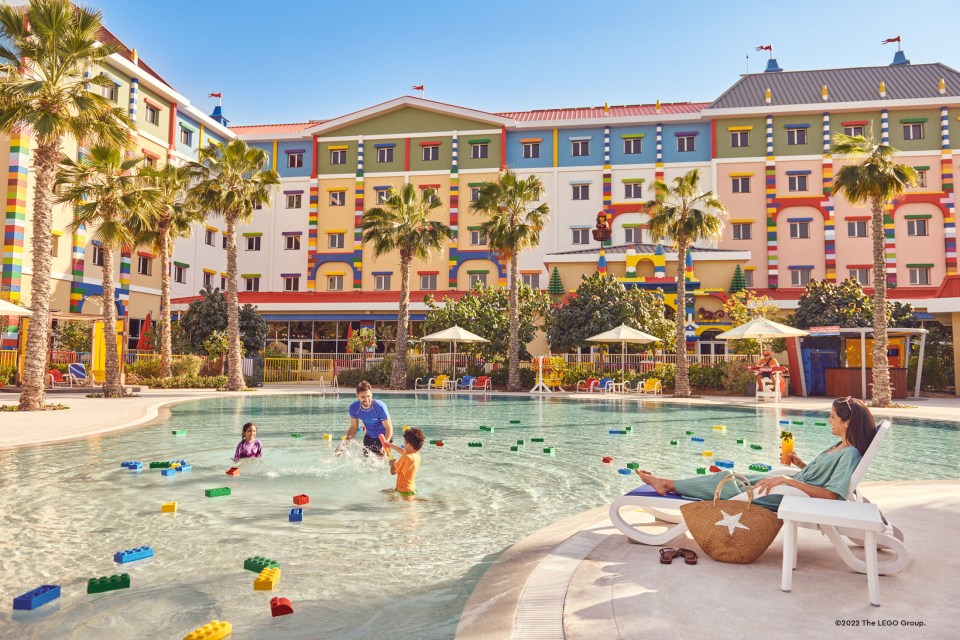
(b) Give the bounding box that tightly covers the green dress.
[673,445,862,510]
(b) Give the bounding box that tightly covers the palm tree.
[56,146,159,397]
[361,183,453,389]
[471,169,549,391]
[138,164,204,378]
[0,0,133,410]
[646,168,726,397]
[188,139,279,391]
[832,134,917,408]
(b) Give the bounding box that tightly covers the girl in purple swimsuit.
[233,422,263,461]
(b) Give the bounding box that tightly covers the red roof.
[96,26,169,87]
[496,102,711,121]
[751,286,943,301]
[171,290,466,306]
[231,121,328,135]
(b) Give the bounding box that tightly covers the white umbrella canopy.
[586,324,660,383]
[0,299,32,316]
[716,317,808,356]
[421,325,489,381]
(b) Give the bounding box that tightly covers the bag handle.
[712,472,757,510]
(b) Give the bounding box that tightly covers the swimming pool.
[2,393,957,638]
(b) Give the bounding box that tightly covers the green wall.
[326,107,497,137]
[409,135,452,171]
[714,117,765,158]
[772,115,817,156]
[318,140,357,175]
[888,108,941,152]
[368,139,404,172]
[458,135,501,171]
[828,111,880,143]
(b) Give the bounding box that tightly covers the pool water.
[1,393,957,639]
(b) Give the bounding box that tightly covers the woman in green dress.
[636,397,876,509]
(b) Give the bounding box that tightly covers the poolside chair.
[637,378,663,396]
[755,368,785,403]
[47,369,71,388]
[68,362,94,387]
[594,377,614,393]
[576,377,600,393]
[473,375,492,391]
[455,375,475,390]
[414,376,433,390]
[430,374,449,390]
[608,420,909,575]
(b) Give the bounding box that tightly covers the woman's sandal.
[659,548,679,564]
[677,548,698,565]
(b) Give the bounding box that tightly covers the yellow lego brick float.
[161,502,177,513]
[169,462,181,469]
[254,567,281,591]
[322,434,332,441]
[701,451,714,457]
[183,619,232,640]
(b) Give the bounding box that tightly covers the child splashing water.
[380,428,425,496]
[233,422,263,461]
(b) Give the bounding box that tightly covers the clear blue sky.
[88,0,960,127]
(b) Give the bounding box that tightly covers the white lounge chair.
[608,420,909,575]
[414,376,433,390]
[576,377,600,393]
[68,362,94,387]
[455,375,476,390]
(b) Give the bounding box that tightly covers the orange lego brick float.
[270,596,294,617]
[293,494,309,506]
[226,467,240,476]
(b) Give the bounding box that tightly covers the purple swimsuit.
[234,439,262,460]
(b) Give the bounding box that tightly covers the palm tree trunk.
[159,224,172,378]
[508,252,521,391]
[225,214,245,391]
[101,246,122,398]
[674,239,690,396]
[870,199,891,407]
[18,140,59,411]
[391,251,412,389]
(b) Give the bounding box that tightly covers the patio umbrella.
[715,317,808,355]
[136,313,152,350]
[420,325,489,382]
[586,324,660,383]
[0,298,32,316]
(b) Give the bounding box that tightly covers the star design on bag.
[715,510,750,536]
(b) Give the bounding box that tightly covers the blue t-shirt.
[349,398,390,439]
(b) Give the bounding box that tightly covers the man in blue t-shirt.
[343,380,394,457]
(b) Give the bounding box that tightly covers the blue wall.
[175,113,200,158]
[661,122,712,163]
[505,128,553,169]
[276,139,312,178]
[557,127,602,167]
[609,125,658,165]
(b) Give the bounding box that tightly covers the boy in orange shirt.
[379,428,425,496]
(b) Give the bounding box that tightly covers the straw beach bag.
[679,473,783,564]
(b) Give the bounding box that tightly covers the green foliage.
[178,287,266,354]
[792,279,873,329]
[203,330,231,359]
[53,321,92,353]
[0,364,16,385]
[422,285,550,362]
[548,267,565,299]
[490,367,535,388]
[722,289,785,354]
[633,364,675,390]
[546,273,675,353]
[263,342,287,358]
[335,368,365,387]
[729,265,747,294]
[346,327,377,354]
[125,359,161,382]
[561,365,597,385]
[721,361,761,396]
[171,355,203,378]
[688,362,725,389]
[907,323,954,392]
[470,169,550,263]
[47,362,69,374]
[141,375,228,389]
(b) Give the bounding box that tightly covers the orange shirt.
[393,451,421,493]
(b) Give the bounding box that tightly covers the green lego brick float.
[479,426,494,432]
[205,487,231,498]
[627,462,639,469]
[531,437,544,443]
[244,556,280,573]
[87,574,130,594]
[171,430,187,436]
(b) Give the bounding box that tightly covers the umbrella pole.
[452,340,456,384]
[621,340,626,384]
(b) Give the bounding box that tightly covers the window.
[915,170,927,188]
[329,191,346,206]
[101,83,117,102]
[849,268,870,284]
[471,187,481,203]
[624,138,642,154]
[51,236,59,257]
[624,227,642,244]
[572,228,590,245]
[144,104,159,126]
[469,273,487,288]
[144,155,156,168]
[843,125,865,137]
[522,273,540,289]
[92,246,104,267]
[328,233,345,249]
[732,176,750,193]
[286,193,302,209]
[376,189,390,204]
[327,274,343,291]
[246,236,261,251]
[470,229,487,246]
[788,175,808,192]
[909,267,931,285]
[572,184,589,200]
[571,140,589,156]
[677,136,696,152]
[330,149,346,165]
[743,270,754,288]
[377,147,394,163]
[420,274,437,290]
[374,274,391,291]
[522,142,540,159]
[222,234,227,249]
[471,143,488,159]
[284,276,300,292]
[285,235,301,251]
[421,188,439,205]
[787,129,807,145]
[137,256,151,275]
[790,269,812,287]
[847,220,868,238]
[203,272,213,289]
[422,145,439,161]
[204,229,215,246]
[730,131,749,147]
[179,127,192,146]
[903,123,924,140]
[174,265,185,283]
[288,153,303,168]
[244,277,260,292]
[624,183,642,199]
[220,276,226,290]
[907,219,929,236]
[789,221,810,239]
[733,223,752,240]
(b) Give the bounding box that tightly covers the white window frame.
[847,220,868,238]
[285,235,301,251]
[245,236,261,251]
[790,269,812,287]
[624,183,642,199]
[376,189,390,204]
[843,125,865,137]
[330,149,347,165]
[623,138,642,154]
[743,269,754,288]
[849,268,870,284]
[204,229,215,246]
[522,142,540,159]
[327,274,344,291]
[572,184,589,201]
[468,273,487,288]
[903,123,924,140]
[144,104,159,126]
[470,187,481,203]
[203,272,214,289]
[420,274,437,290]
[624,227,642,244]
[174,265,185,284]
[677,136,696,152]
[471,143,488,159]
[374,274,392,291]
[329,191,346,207]
[328,233,345,249]
[907,219,929,237]
[421,188,439,205]
[730,131,749,148]
[284,276,300,292]
[220,276,227,290]
[787,129,807,145]
[179,126,192,146]
[101,83,118,103]
[572,228,590,245]
[571,140,589,156]
[422,145,439,161]
[521,273,540,288]
[288,153,304,168]
[732,177,750,193]
[286,193,302,209]
[377,147,393,163]
[137,256,150,275]
[788,175,808,192]
[732,223,752,240]
[789,221,810,239]
[915,170,927,188]
[244,277,260,292]
[469,229,487,246]
[92,246,104,267]
[908,267,931,285]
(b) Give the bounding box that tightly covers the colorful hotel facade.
[4,24,960,374]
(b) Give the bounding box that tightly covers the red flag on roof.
[755,45,772,51]
[881,36,901,44]
[208,92,222,98]
[412,84,424,91]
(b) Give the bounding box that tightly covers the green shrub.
[141,375,228,389]
[629,364,675,390]
[405,361,428,388]
[335,368,365,388]
[689,363,725,390]
[721,360,758,396]
[172,355,203,378]
[490,366,535,389]
[562,365,597,385]
[48,362,69,374]
[126,359,162,380]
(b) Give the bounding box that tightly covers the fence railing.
[262,357,336,385]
